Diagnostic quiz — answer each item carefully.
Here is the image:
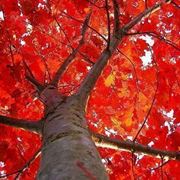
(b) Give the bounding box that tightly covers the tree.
[0,0,179,179]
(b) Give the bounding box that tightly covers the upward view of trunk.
[1,1,179,179]
[37,89,108,180]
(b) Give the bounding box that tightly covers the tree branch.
[0,115,42,134]
[112,0,120,33]
[26,75,44,92]
[55,17,95,66]
[77,0,120,106]
[121,0,172,33]
[61,11,108,42]
[49,13,91,87]
[77,0,172,107]
[91,132,180,161]
[23,60,44,92]
[105,0,111,49]
[54,17,72,47]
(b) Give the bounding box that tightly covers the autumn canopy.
[0,0,179,179]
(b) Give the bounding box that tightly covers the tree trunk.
[37,94,108,180]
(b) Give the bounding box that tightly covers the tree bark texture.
[37,92,108,180]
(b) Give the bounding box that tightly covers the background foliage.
[0,0,179,179]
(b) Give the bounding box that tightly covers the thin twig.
[126,31,180,51]
[172,1,180,8]
[87,0,105,8]
[35,26,94,66]
[151,160,169,171]
[6,31,15,65]
[54,17,72,46]
[50,13,91,87]
[61,11,108,42]
[78,51,95,65]
[117,48,140,96]
[133,45,159,141]
[0,148,41,179]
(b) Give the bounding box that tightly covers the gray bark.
[38,93,108,180]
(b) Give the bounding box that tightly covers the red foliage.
[0,0,179,179]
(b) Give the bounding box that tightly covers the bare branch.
[49,13,91,87]
[91,132,180,161]
[0,115,42,133]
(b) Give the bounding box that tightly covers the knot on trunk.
[39,85,66,114]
